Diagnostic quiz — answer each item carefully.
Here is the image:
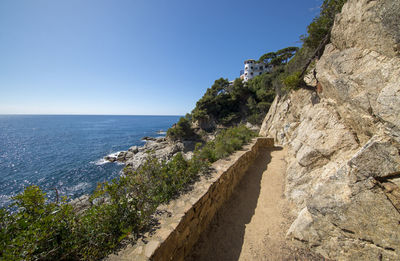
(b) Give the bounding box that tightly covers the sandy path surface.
[187,147,321,261]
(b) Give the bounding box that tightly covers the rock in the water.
[142,136,157,141]
[104,156,116,162]
[117,151,126,162]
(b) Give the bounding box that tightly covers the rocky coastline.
[70,134,198,214]
[104,136,197,170]
[69,122,261,214]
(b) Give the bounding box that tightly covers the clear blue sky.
[0,0,321,115]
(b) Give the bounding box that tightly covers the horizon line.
[0,113,184,117]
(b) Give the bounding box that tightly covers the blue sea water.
[0,115,180,208]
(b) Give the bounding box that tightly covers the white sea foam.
[93,158,109,165]
[69,182,90,192]
[107,151,122,158]
[92,151,122,165]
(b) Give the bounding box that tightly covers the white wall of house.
[241,59,271,82]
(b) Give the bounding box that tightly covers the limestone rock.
[142,136,157,141]
[330,0,400,58]
[125,151,134,160]
[104,155,116,162]
[102,136,191,172]
[192,117,216,131]
[348,135,400,181]
[317,44,400,143]
[260,0,400,258]
[117,151,126,162]
[70,194,91,214]
[317,0,400,143]
[124,140,190,171]
[128,145,139,154]
[303,66,317,87]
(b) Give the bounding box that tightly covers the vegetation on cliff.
[169,0,348,136]
[166,116,198,141]
[189,50,288,127]
[0,125,255,261]
[281,0,347,91]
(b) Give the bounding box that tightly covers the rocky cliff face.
[260,0,400,259]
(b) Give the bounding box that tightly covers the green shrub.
[247,113,265,125]
[197,125,257,163]
[191,73,277,127]
[220,113,240,126]
[167,117,197,141]
[302,0,347,49]
[0,186,76,260]
[282,71,302,91]
[0,125,255,260]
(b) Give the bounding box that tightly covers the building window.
[250,72,253,75]
[260,66,263,70]
[245,66,248,70]
[251,66,253,69]
[245,73,247,75]
[259,72,262,75]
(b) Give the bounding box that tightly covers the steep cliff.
[260,0,400,259]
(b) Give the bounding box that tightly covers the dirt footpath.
[187,147,321,261]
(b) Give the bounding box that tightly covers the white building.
[240,59,271,82]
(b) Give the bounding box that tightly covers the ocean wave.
[68,182,90,193]
[91,151,122,165]
[92,158,109,165]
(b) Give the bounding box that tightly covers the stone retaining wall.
[107,137,274,261]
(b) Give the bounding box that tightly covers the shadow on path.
[187,147,282,261]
